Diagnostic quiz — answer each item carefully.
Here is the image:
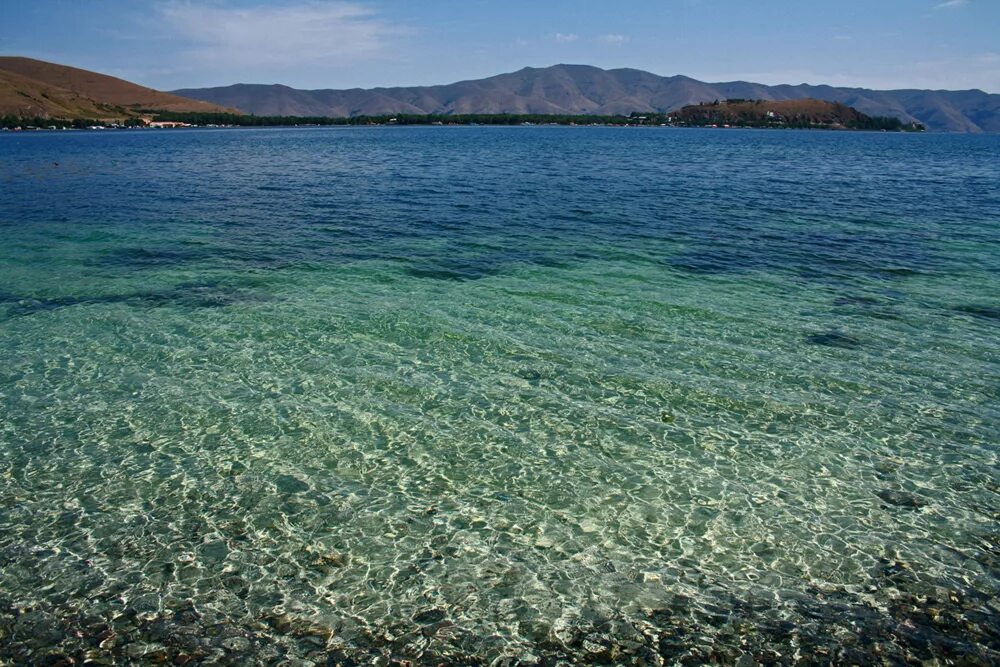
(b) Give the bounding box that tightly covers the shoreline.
[0,124,931,134]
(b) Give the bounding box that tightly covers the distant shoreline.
[0,123,924,135]
[2,100,926,133]
[0,125,933,135]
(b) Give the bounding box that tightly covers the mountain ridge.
[0,57,236,119]
[173,64,1000,133]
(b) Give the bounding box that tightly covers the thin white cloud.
[554,33,579,44]
[159,1,404,67]
[704,51,1000,92]
[934,0,968,8]
[597,34,630,46]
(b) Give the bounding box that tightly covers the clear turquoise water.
[1,127,998,664]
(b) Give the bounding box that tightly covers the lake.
[1,126,999,664]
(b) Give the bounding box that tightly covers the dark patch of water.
[669,226,936,284]
[3,283,275,317]
[831,295,905,321]
[404,250,566,281]
[93,246,211,270]
[406,263,501,282]
[91,243,292,273]
[833,295,882,307]
[275,475,310,495]
[806,331,861,348]
[955,305,1000,321]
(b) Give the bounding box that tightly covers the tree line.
[0,115,146,129]
[138,111,650,127]
[2,111,924,131]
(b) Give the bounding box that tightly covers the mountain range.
[1,57,997,133]
[0,57,233,120]
[175,64,1000,133]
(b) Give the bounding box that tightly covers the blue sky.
[2,0,997,92]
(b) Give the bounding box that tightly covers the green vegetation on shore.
[121,99,920,131]
[145,110,919,130]
[0,112,657,130]
[140,112,640,127]
[0,101,924,132]
[0,115,147,129]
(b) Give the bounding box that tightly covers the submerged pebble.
[275,475,310,494]
[877,489,927,509]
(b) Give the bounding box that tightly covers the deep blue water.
[1,126,999,664]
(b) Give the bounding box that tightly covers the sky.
[1,0,998,93]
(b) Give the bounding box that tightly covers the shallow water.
[1,126,999,664]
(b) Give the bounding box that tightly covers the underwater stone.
[275,475,310,494]
[15,611,64,646]
[200,541,229,563]
[225,462,248,477]
[412,609,446,625]
[145,650,170,663]
[39,654,74,667]
[582,636,610,656]
[223,636,251,652]
[877,490,927,509]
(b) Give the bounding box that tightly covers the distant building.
[148,121,191,128]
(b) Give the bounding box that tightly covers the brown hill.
[0,57,235,119]
[0,68,120,119]
[671,99,869,126]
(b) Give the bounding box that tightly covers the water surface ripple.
[1,127,999,665]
